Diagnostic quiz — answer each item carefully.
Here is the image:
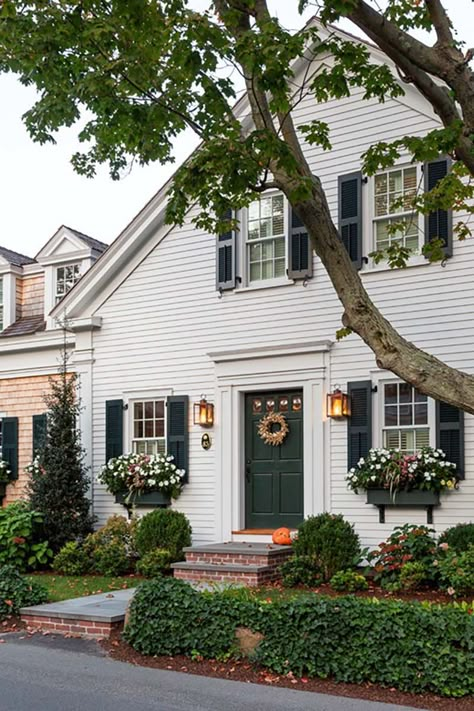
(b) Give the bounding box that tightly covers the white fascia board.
[0,264,22,277]
[22,263,44,276]
[38,248,92,267]
[0,332,75,355]
[50,188,172,320]
[66,316,103,332]
[36,226,92,263]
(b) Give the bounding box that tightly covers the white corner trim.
[208,340,333,363]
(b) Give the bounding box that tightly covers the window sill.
[232,278,296,294]
[360,255,429,275]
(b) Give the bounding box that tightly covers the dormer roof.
[0,246,36,267]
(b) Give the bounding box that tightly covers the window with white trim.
[0,277,3,331]
[382,382,430,453]
[373,166,421,253]
[55,264,81,304]
[131,400,166,455]
[246,192,287,283]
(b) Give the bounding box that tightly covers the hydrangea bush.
[346,447,457,495]
[98,452,185,502]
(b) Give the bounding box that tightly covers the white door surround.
[208,341,332,541]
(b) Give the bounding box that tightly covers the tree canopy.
[1,1,474,411]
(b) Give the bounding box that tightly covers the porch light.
[326,387,350,419]
[194,396,214,427]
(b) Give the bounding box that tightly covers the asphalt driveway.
[0,632,424,711]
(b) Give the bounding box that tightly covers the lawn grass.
[27,573,144,602]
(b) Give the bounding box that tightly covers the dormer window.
[55,264,81,304]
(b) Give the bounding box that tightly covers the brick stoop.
[20,614,120,639]
[20,588,135,639]
[172,542,293,587]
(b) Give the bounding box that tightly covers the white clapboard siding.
[90,80,474,547]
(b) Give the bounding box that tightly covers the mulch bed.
[101,629,474,711]
[267,580,473,605]
[0,616,25,635]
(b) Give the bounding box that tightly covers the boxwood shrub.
[124,577,474,697]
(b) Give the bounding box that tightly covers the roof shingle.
[0,246,36,267]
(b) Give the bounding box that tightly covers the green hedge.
[124,578,474,697]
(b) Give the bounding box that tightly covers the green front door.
[245,391,304,529]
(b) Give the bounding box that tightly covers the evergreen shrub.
[135,509,191,561]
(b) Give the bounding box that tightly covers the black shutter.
[436,401,464,479]
[338,172,363,269]
[2,416,18,479]
[347,381,372,470]
[32,413,47,458]
[288,206,313,279]
[424,158,452,258]
[216,208,236,291]
[167,396,189,484]
[105,399,123,462]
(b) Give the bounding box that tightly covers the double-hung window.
[56,264,81,303]
[246,192,287,283]
[382,382,430,453]
[132,399,166,455]
[373,166,421,253]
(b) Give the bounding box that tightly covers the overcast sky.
[0,1,471,256]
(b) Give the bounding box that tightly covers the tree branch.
[425,0,455,47]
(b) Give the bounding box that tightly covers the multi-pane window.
[382,382,429,453]
[0,277,3,331]
[132,400,166,455]
[247,193,286,282]
[56,264,81,303]
[373,166,420,252]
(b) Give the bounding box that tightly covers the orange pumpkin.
[272,527,292,545]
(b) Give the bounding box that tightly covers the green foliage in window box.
[124,577,474,698]
[330,570,368,592]
[292,513,361,581]
[135,509,191,562]
[438,523,474,554]
[135,548,173,577]
[0,502,53,571]
[279,555,324,588]
[347,447,458,495]
[0,564,48,618]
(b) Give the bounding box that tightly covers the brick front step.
[173,542,293,587]
[173,562,280,586]
[21,614,121,639]
[183,542,292,568]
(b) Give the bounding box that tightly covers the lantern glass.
[194,398,214,427]
[327,389,349,419]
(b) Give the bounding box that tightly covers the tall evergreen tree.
[27,338,94,552]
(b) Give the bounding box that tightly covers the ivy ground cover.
[124,577,474,698]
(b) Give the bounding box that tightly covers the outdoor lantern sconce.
[326,387,350,419]
[194,396,214,427]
